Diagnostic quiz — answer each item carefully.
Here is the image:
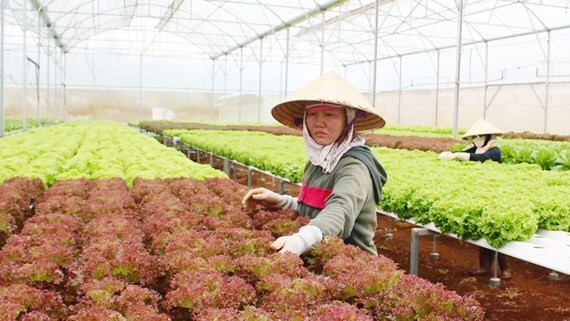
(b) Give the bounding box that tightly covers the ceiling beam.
[29,0,68,53]
[211,0,348,60]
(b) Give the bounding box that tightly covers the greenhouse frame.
[1,0,570,136]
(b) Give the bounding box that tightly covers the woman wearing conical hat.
[439,118,511,279]
[242,71,387,256]
[439,118,503,162]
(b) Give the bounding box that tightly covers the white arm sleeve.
[276,194,299,211]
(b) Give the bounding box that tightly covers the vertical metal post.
[211,58,215,120]
[544,31,551,134]
[284,28,290,96]
[238,47,243,123]
[490,251,501,287]
[22,11,28,129]
[410,229,421,275]
[223,157,230,176]
[54,45,58,121]
[139,54,143,118]
[46,39,50,124]
[36,10,40,123]
[397,56,403,124]
[483,41,489,118]
[410,228,432,275]
[257,38,263,123]
[430,234,440,260]
[62,52,66,120]
[385,217,393,240]
[452,0,465,139]
[371,0,379,108]
[435,50,440,126]
[247,167,254,189]
[223,54,227,115]
[209,153,214,167]
[320,11,325,75]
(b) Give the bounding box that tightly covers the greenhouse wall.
[3,83,570,135]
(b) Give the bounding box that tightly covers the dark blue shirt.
[462,146,502,163]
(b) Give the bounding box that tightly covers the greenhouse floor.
[190,150,570,321]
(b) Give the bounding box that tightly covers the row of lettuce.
[131,120,570,170]
[449,138,570,171]
[164,129,570,248]
[0,121,227,186]
[1,118,58,134]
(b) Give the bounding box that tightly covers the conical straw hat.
[271,71,385,131]
[462,118,503,139]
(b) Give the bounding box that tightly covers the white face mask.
[472,136,486,148]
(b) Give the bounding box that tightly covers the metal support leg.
[490,251,501,287]
[279,180,286,194]
[430,234,440,260]
[223,158,230,176]
[386,217,393,240]
[549,271,560,281]
[248,167,254,189]
[197,150,201,163]
[410,228,432,275]
[210,153,214,167]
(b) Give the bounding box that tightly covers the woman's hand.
[439,151,454,160]
[439,151,469,161]
[271,226,323,256]
[242,187,286,209]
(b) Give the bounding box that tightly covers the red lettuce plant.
[67,303,127,321]
[374,274,485,321]
[201,210,252,230]
[317,250,402,307]
[309,301,374,321]
[80,237,158,285]
[130,178,170,204]
[165,269,256,312]
[18,311,54,321]
[34,196,86,218]
[0,177,45,245]
[203,177,249,206]
[0,284,65,320]
[233,252,309,282]
[166,177,210,199]
[0,214,80,285]
[79,277,127,307]
[256,273,340,313]
[40,178,90,200]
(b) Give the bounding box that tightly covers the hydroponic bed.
[188,149,570,321]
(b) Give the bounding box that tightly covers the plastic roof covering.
[6,0,570,66]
